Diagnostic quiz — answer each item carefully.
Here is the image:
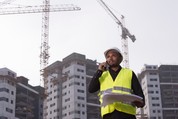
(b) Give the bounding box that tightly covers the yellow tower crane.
[97,0,136,68]
[0,0,81,118]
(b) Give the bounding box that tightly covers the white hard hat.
[104,47,123,60]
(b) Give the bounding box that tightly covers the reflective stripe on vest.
[98,68,136,117]
[99,86,133,96]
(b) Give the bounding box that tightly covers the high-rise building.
[33,86,45,119]
[159,65,178,119]
[0,68,18,119]
[138,65,163,119]
[0,67,44,119]
[86,59,101,119]
[15,76,44,119]
[138,64,178,119]
[43,53,101,119]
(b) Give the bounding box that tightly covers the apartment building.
[159,65,178,119]
[33,86,45,119]
[0,68,18,119]
[0,67,44,119]
[86,59,101,119]
[138,64,178,119]
[15,76,44,119]
[43,61,63,119]
[138,65,163,119]
[43,53,101,119]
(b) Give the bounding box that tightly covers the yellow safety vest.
[99,68,136,117]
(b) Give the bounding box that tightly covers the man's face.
[106,50,122,67]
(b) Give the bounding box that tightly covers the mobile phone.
[104,61,109,70]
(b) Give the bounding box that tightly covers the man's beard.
[109,63,119,68]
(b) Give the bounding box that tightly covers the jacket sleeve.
[88,70,103,93]
[131,71,145,107]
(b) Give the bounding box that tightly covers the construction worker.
[88,47,145,119]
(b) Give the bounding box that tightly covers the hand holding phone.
[98,62,109,71]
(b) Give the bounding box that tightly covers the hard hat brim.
[104,48,123,61]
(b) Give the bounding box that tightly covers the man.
[88,47,145,119]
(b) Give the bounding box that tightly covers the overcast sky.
[0,0,178,86]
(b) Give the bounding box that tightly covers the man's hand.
[132,100,144,108]
[98,62,107,71]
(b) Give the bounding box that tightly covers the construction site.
[0,0,178,119]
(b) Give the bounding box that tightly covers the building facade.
[138,65,162,119]
[86,59,101,119]
[0,67,44,119]
[43,53,101,119]
[15,76,44,119]
[138,64,178,119]
[0,68,18,119]
[159,65,178,119]
[33,86,45,119]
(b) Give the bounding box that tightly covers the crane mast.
[0,1,81,118]
[41,0,50,118]
[97,0,136,68]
